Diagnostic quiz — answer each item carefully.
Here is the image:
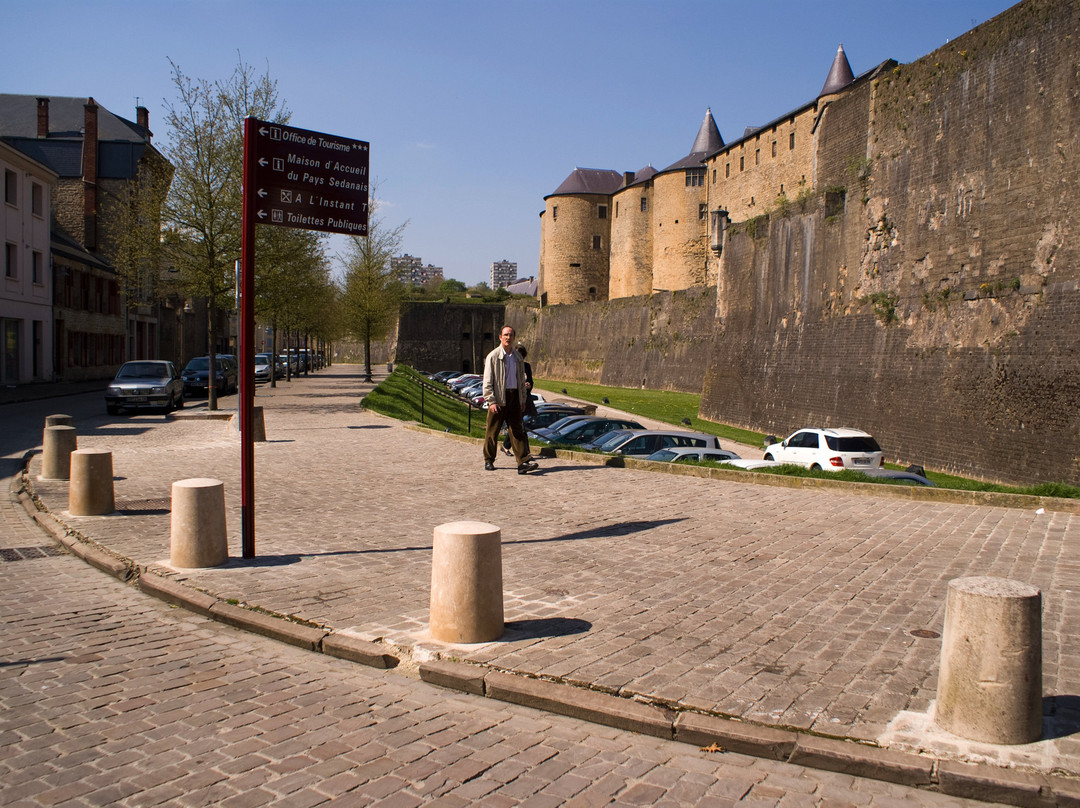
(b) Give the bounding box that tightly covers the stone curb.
[484,670,675,739]
[673,711,796,761]
[207,601,328,651]
[322,633,398,669]
[137,573,218,616]
[15,457,1080,807]
[788,734,935,787]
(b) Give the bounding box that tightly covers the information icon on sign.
[272,210,283,223]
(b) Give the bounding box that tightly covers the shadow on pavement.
[503,617,592,641]
[1044,695,1080,739]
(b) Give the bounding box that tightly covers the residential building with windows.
[1,139,56,384]
[392,253,444,287]
[0,94,173,380]
[490,259,517,290]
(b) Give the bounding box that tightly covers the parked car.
[254,352,283,383]
[430,370,462,383]
[105,360,184,414]
[762,427,884,471]
[645,447,742,464]
[529,414,599,441]
[182,355,239,397]
[858,468,935,486]
[448,374,482,393]
[532,417,645,446]
[719,458,784,470]
[524,403,586,431]
[580,429,724,458]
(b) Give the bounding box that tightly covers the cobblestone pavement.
[11,364,1080,782]
[2,473,1003,806]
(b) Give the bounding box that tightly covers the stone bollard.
[45,414,74,428]
[41,425,78,480]
[170,478,228,568]
[935,576,1042,744]
[69,449,115,516]
[229,406,266,442]
[430,521,504,643]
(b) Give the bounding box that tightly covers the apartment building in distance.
[490,259,517,290]
[392,253,444,287]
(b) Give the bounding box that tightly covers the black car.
[523,404,586,431]
[182,355,239,397]
[532,417,645,446]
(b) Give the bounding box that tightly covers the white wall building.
[1,139,55,384]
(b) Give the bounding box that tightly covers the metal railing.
[405,371,481,433]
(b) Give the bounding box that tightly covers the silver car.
[645,447,742,464]
[585,429,725,459]
[105,360,184,414]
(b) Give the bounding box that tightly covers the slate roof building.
[0,94,174,381]
[538,46,881,306]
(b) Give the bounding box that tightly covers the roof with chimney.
[660,108,724,173]
[0,94,158,180]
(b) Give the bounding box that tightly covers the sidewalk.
[17,364,1080,800]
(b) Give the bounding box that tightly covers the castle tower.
[819,44,855,96]
[538,167,622,305]
[609,165,658,299]
[650,109,723,292]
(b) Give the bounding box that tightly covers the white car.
[762,428,883,471]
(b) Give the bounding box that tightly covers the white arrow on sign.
[257,209,267,219]
[258,158,269,167]
[258,188,268,198]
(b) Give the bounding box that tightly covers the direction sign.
[249,119,369,237]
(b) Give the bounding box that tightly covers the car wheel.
[176,393,184,410]
[763,453,774,461]
[810,463,822,471]
[106,404,119,415]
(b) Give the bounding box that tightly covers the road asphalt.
[4,363,1079,806]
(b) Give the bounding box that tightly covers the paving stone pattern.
[1,486,1001,806]
[18,365,1080,772]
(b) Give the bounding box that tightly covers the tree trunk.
[363,321,373,382]
[207,300,219,411]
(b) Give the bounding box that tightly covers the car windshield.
[595,431,632,450]
[825,435,881,452]
[544,416,583,433]
[116,362,167,379]
[649,449,678,461]
[185,358,210,371]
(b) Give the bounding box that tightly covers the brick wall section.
[700,0,1080,486]
[609,182,653,298]
[539,195,611,305]
[650,170,710,291]
[507,287,716,393]
[394,302,505,374]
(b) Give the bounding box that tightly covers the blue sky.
[6,0,1016,286]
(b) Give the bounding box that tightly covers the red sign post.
[240,118,369,557]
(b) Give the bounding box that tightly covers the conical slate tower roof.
[662,108,724,171]
[819,44,855,96]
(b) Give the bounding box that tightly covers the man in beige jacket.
[482,325,538,474]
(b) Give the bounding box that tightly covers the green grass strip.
[362,365,486,439]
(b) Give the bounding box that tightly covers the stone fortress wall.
[517,0,1080,486]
